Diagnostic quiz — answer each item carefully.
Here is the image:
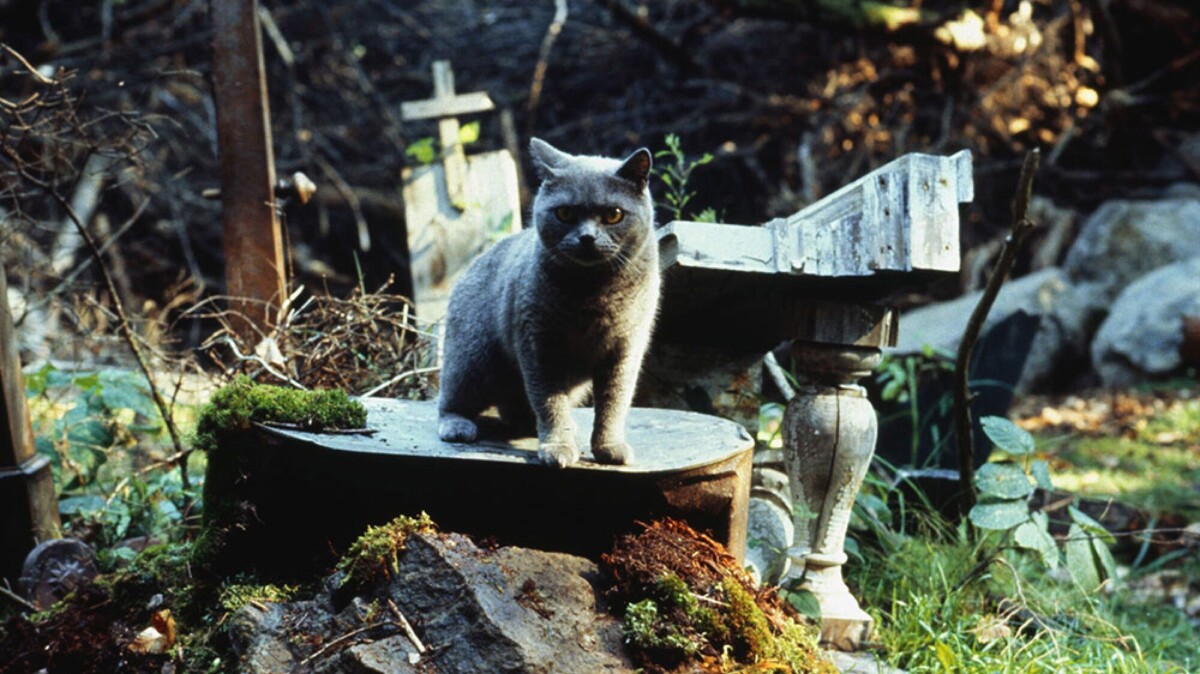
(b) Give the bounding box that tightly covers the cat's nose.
[578,233,596,248]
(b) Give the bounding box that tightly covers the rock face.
[891,268,1090,392]
[388,532,631,674]
[1063,198,1200,307]
[1091,258,1200,387]
[228,532,633,674]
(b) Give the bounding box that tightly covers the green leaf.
[72,372,102,395]
[968,500,1030,530]
[59,494,105,517]
[975,462,1034,500]
[844,535,862,562]
[458,120,480,145]
[405,137,436,165]
[980,416,1035,456]
[934,642,957,670]
[67,419,114,449]
[1030,459,1054,491]
[1014,512,1058,568]
[1068,505,1116,544]
[24,362,55,397]
[99,370,158,418]
[782,588,822,621]
[1065,523,1102,590]
[1091,533,1118,584]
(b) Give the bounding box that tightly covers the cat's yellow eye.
[601,207,624,225]
[554,206,577,223]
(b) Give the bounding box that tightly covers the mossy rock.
[194,377,368,573]
[606,519,836,673]
[194,375,367,453]
[336,512,437,588]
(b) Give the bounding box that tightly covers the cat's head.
[529,138,655,269]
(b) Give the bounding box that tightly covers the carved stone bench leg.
[783,342,881,651]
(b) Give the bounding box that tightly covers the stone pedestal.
[782,340,887,650]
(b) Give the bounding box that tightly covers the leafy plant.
[970,416,1116,590]
[653,133,714,222]
[404,120,481,165]
[25,363,195,557]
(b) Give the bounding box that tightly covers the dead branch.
[1,145,189,492]
[527,0,569,131]
[954,149,1041,519]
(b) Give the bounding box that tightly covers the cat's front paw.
[593,442,635,465]
[539,441,580,468]
[438,415,478,443]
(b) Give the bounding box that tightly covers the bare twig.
[954,149,1040,519]
[0,583,37,612]
[2,146,189,492]
[299,621,391,665]
[527,0,569,131]
[387,599,426,655]
[360,366,440,398]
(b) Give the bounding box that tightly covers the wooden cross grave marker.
[400,61,521,322]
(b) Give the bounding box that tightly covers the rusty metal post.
[0,263,61,584]
[211,0,286,343]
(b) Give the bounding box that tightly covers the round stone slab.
[261,398,755,473]
[214,399,756,577]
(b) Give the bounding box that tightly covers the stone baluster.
[779,305,895,650]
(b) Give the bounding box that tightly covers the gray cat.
[436,138,660,468]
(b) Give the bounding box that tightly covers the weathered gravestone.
[649,150,972,649]
[400,61,522,321]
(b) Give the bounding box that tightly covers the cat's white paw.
[539,441,580,468]
[438,415,478,443]
[593,442,635,465]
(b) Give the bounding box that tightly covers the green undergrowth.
[1047,434,1200,521]
[336,512,437,588]
[847,528,1200,673]
[621,573,836,673]
[606,520,836,673]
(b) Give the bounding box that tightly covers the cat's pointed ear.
[530,137,569,180]
[616,148,652,189]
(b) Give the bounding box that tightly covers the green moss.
[720,576,775,661]
[618,572,831,673]
[193,375,367,452]
[101,542,199,619]
[336,512,436,587]
[193,376,368,567]
[218,582,299,613]
[623,598,703,657]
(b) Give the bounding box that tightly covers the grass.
[1041,395,1200,520]
[846,530,1199,673]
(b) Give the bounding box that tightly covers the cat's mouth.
[557,243,614,267]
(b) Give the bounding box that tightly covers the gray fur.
[437,138,660,467]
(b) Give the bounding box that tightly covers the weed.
[336,512,436,587]
[654,133,714,222]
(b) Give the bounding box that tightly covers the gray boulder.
[1063,197,1200,308]
[387,532,632,674]
[891,268,1090,392]
[229,532,633,674]
[1091,257,1200,387]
